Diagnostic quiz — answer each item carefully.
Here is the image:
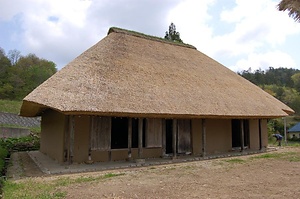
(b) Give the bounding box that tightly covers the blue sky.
[0,0,299,72]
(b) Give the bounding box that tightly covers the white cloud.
[1,0,181,68]
[0,0,300,72]
[166,0,300,67]
[167,0,215,51]
[233,51,296,72]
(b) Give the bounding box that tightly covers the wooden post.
[63,116,70,162]
[202,119,206,157]
[88,116,92,162]
[138,118,143,158]
[259,119,262,150]
[172,119,177,159]
[69,115,75,164]
[128,118,132,159]
[162,119,166,157]
[240,119,244,152]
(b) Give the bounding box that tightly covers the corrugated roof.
[20,27,294,118]
[288,122,300,132]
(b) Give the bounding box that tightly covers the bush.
[0,134,40,152]
[288,137,300,142]
[0,146,8,175]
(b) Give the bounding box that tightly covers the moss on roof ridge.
[108,27,197,50]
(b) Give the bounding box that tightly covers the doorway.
[166,119,173,154]
[111,117,128,149]
[231,119,250,148]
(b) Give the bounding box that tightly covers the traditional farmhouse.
[20,27,293,164]
[288,122,300,139]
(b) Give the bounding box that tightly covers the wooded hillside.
[0,48,56,100]
[239,67,300,115]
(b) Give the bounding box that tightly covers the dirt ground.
[8,147,300,198]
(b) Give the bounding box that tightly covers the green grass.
[0,100,22,114]
[285,141,300,147]
[103,173,125,178]
[224,158,245,164]
[2,173,125,198]
[251,151,300,162]
[251,153,283,159]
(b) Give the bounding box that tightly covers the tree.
[0,48,57,100]
[8,49,21,65]
[164,23,183,43]
[278,0,300,22]
[291,72,300,92]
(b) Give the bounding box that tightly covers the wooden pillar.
[172,119,177,159]
[138,118,143,158]
[202,119,206,157]
[88,116,92,162]
[69,115,75,164]
[240,119,244,151]
[128,118,132,159]
[259,119,262,150]
[162,119,166,157]
[63,116,70,162]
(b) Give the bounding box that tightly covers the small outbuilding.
[288,122,300,139]
[20,27,293,164]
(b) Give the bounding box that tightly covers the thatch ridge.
[108,27,196,50]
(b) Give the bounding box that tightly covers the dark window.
[111,117,128,149]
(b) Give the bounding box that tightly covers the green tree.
[278,0,300,22]
[164,23,183,43]
[0,48,13,99]
[291,72,300,92]
[0,48,57,100]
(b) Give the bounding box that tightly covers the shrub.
[0,134,40,152]
[0,146,8,175]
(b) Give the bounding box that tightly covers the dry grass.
[21,27,293,118]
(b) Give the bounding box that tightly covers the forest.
[238,67,300,115]
[0,48,56,100]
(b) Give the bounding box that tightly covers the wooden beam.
[259,119,262,150]
[162,119,166,157]
[138,118,143,158]
[128,118,132,159]
[240,119,244,151]
[69,115,75,164]
[172,119,177,159]
[202,119,206,157]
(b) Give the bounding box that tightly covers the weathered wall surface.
[191,119,202,155]
[40,110,65,163]
[73,115,90,163]
[206,119,231,154]
[249,119,260,150]
[0,127,31,138]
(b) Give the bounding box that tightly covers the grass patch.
[224,158,245,164]
[103,173,125,179]
[3,180,66,199]
[3,173,125,198]
[251,151,300,162]
[286,141,300,147]
[252,153,283,159]
[0,100,22,114]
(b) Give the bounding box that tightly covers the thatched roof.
[20,27,294,118]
